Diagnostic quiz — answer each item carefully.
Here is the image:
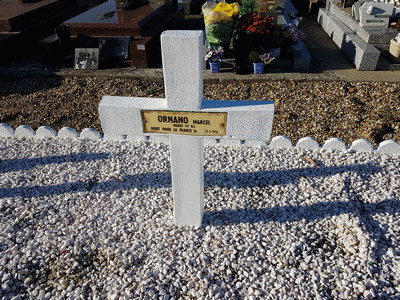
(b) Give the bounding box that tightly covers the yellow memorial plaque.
[141,110,227,136]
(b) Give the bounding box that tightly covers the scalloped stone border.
[1,123,399,155]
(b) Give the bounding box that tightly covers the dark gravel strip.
[1,76,399,147]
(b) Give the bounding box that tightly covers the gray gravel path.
[0,137,399,299]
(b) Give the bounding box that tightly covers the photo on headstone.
[74,48,99,70]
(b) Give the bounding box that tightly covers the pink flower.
[284,24,305,42]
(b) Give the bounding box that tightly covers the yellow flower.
[212,2,240,18]
[203,2,239,24]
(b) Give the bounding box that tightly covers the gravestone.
[99,30,274,227]
[63,0,182,67]
[1,0,63,32]
[359,1,394,27]
[0,0,104,65]
[319,1,400,70]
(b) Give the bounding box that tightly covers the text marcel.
[157,115,210,125]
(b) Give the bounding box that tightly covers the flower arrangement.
[235,13,306,50]
[236,12,275,35]
[204,47,224,63]
[210,2,240,20]
[236,12,284,49]
[202,2,239,46]
[283,24,306,43]
[248,47,274,64]
[259,52,275,64]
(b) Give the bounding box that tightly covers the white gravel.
[0,137,400,300]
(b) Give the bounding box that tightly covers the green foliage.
[145,88,155,95]
[249,50,261,63]
[239,0,258,15]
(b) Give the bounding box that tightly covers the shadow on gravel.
[203,163,385,226]
[0,161,381,201]
[0,152,110,173]
[203,163,386,225]
[202,198,399,226]
[0,171,172,199]
[202,162,399,293]
[0,74,64,97]
[204,163,381,188]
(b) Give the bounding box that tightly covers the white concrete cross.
[99,30,274,227]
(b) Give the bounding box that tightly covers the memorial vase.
[253,62,265,74]
[209,60,221,73]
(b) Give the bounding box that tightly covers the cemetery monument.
[318,0,400,70]
[0,0,105,65]
[62,0,183,67]
[99,30,275,227]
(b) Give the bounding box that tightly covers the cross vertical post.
[161,31,205,227]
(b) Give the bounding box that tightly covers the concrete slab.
[318,8,380,70]
[328,2,398,44]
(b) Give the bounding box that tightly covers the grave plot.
[202,0,311,72]
[0,0,105,65]
[56,0,185,68]
[318,0,400,70]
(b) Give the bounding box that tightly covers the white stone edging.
[1,123,400,155]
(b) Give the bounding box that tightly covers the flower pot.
[389,39,400,63]
[209,60,221,73]
[253,62,265,74]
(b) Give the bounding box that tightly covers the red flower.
[236,13,275,36]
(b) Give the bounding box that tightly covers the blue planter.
[253,62,265,74]
[210,60,221,73]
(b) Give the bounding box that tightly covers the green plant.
[145,88,155,94]
[269,25,289,48]
[239,0,258,15]
[374,110,397,121]
[267,85,279,91]
[249,47,275,64]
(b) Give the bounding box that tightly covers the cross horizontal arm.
[201,99,274,140]
[99,97,274,140]
[99,96,167,135]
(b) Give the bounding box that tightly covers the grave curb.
[1,124,399,156]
